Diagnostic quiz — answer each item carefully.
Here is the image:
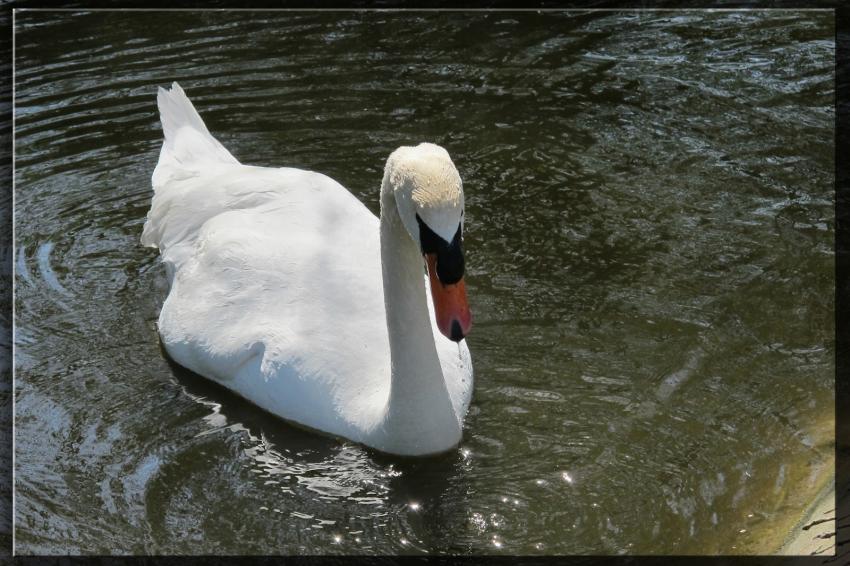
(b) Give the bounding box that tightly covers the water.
[13,10,834,555]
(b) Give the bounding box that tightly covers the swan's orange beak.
[426,254,472,342]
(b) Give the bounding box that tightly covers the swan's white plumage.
[142,83,473,455]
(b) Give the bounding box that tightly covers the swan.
[141,83,474,456]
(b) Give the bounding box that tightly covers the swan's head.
[384,143,472,342]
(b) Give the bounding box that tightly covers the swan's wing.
[153,165,391,436]
[143,83,391,438]
[143,164,312,275]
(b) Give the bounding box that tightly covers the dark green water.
[13,10,834,555]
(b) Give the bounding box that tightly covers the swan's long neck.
[378,184,461,454]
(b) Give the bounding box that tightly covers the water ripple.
[13,9,835,556]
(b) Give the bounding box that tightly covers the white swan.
[141,83,474,456]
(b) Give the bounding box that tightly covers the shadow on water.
[163,348,341,460]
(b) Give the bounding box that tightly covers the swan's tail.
[151,82,240,189]
[143,82,241,251]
